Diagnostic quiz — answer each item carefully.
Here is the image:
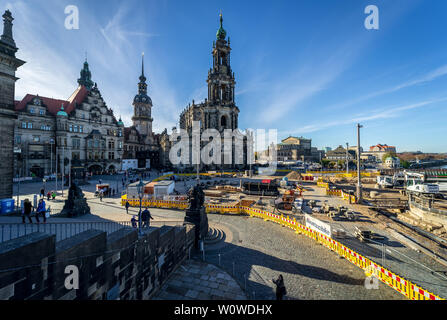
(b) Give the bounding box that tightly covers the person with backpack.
[35,198,47,224]
[272,274,287,300]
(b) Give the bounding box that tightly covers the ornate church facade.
[174,14,248,170]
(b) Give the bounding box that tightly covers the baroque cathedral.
[170,13,248,170]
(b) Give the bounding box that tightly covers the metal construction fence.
[0,220,184,243]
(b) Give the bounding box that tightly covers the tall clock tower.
[132,54,154,144]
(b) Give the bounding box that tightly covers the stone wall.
[0,108,16,199]
[0,224,195,300]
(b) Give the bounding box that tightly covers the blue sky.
[4,0,447,152]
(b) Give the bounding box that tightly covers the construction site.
[121,169,447,300]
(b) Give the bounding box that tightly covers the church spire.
[141,52,145,78]
[216,11,226,40]
[138,52,147,94]
[77,58,94,90]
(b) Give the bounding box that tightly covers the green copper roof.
[216,13,226,40]
[57,104,67,117]
[117,117,124,126]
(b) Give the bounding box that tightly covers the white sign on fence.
[305,214,332,238]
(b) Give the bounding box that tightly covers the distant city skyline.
[4,0,447,153]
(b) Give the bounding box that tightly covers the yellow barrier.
[241,207,443,300]
[309,170,380,176]
[122,196,243,215]
[119,195,443,300]
[317,181,356,203]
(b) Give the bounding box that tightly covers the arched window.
[220,115,227,128]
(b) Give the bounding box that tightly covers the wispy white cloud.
[325,64,447,112]
[7,0,180,133]
[281,98,447,136]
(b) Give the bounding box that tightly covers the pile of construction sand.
[286,171,301,180]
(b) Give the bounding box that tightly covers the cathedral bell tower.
[207,13,236,106]
[132,53,153,141]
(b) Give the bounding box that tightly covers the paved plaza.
[0,176,420,299]
[153,260,246,300]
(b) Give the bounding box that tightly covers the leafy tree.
[400,159,410,169]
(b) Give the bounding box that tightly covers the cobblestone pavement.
[153,260,246,300]
[1,177,422,299]
[204,214,405,300]
[300,183,447,298]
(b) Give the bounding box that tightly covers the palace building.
[13,60,124,179]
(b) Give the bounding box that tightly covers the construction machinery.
[277,189,296,210]
[376,172,405,189]
[404,171,440,195]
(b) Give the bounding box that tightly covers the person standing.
[99,190,103,202]
[272,275,287,300]
[40,187,45,198]
[141,207,153,228]
[22,199,33,224]
[125,201,130,214]
[35,198,47,224]
[47,191,51,201]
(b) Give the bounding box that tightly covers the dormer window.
[33,97,41,106]
[39,109,45,115]
[29,107,35,114]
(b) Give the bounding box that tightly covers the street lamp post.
[137,178,144,235]
[62,147,65,197]
[346,142,349,175]
[356,123,363,203]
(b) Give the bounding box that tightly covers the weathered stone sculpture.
[61,182,91,217]
[184,183,208,248]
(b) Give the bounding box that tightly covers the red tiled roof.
[369,144,396,151]
[14,85,89,116]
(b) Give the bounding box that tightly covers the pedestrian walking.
[125,201,130,214]
[141,207,153,228]
[272,275,286,300]
[40,187,45,198]
[99,190,103,202]
[35,198,47,224]
[22,198,33,224]
[51,191,56,200]
[47,191,51,201]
